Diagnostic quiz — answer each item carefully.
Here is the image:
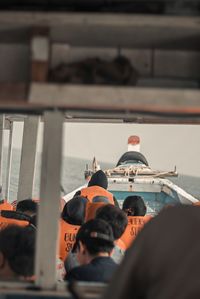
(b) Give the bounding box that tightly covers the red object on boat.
[128,136,140,145]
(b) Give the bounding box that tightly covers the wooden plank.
[29,83,200,113]
[0,13,199,49]
[0,83,27,102]
[17,116,40,202]
[154,50,200,79]
[0,12,199,29]
[35,111,63,289]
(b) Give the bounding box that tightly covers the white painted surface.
[35,111,64,289]
[17,116,40,202]
[0,115,4,192]
[5,121,13,200]
[31,36,49,61]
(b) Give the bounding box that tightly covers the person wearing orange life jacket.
[16,199,38,217]
[85,196,110,222]
[0,199,13,211]
[59,196,88,263]
[0,210,30,231]
[95,204,128,263]
[75,170,115,205]
[121,195,152,248]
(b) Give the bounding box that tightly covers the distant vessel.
[64,135,198,213]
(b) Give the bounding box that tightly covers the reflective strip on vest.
[81,185,114,204]
[59,219,80,261]
[121,215,152,248]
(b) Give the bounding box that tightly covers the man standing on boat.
[75,170,115,205]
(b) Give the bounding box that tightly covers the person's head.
[16,199,38,217]
[73,219,114,265]
[96,204,128,240]
[122,196,146,216]
[88,170,108,189]
[61,196,88,225]
[0,225,35,279]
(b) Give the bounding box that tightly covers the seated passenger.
[16,199,38,217]
[0,210,30,230]
[95,204,128,263]
[0,225,35,280]
[75,170,115,204]
[104,205,200,299]
[121,195,152,248]
[59,196,88,262]
[85,201,108,222]
[66,219,117,283]
[0,199,13,211]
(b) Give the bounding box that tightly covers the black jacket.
[66,256,117,283]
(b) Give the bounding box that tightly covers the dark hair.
[88,170,108,189]
[61,196,88,225]
[96,204,128,240]
[0,225,35,277]
[16,199,37,214]
[122,196,147,216]
[75,219,114,255]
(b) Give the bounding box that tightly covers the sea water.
[3,149,200,205]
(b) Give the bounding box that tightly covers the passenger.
[84,196,114,222]
[65,219,117,282]
[59,196,88,262]
[0,210,30,230]
[76,170,115,204]
[96,204,128,263]
[0,199,13,211]
[0,225,35,280]
[16,199,38,217]
[122,195,147,216]
[121,195,152,248]
[103,205,200,299]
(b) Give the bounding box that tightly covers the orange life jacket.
[121,215,152,248]
[0,200,13,211]
[80,185,114,204]
[59,219,80,261]
[0,215,29,230]
[85,202,108,222]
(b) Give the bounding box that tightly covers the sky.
[8,122,200,178]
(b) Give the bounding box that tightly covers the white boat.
[64,135,198,214]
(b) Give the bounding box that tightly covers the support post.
[0,115,5,199]
[35,110,63,289]
[31,28,50,82]
[17,116,40,202]
[5,120,13,200]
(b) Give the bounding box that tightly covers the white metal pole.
[17,116,40,202]
[35,110,63,289]
[0,115,5,200]
[5,121,13,200]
